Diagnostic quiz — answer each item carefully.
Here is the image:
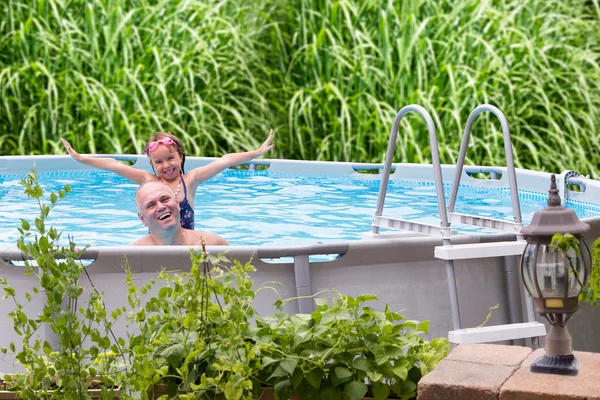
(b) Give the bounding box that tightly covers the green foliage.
[124,249,273,399]
[1,0,599,177]
[259,292,450,400]
[550,233,599,305]
[2,168,450,399]
[122,252,450,400]
[589,240,600,305]
[0,168,121,399]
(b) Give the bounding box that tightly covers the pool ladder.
[371,104,540,347]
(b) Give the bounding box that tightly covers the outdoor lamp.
[520,174,591,375]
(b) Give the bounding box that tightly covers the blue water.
[1,170,599,247]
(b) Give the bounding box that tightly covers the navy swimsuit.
[157,175,195,230]
[178,178,195,230]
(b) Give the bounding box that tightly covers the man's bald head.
[135,180,176,214]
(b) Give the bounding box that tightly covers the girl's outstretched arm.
[189,129,275,185]
[60,138,155,184]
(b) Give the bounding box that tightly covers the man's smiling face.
[136,181,180,231]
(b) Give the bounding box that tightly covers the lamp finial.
[548,174,561,207]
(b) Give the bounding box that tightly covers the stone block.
[418,359,515,400]
[500,349,600,400]
[446,344,532,366]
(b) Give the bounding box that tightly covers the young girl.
[60,130,274,230]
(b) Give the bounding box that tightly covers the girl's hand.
[60,138,82,161]
[256,129,275,156]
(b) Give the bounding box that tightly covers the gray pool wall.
[1,156,599,373]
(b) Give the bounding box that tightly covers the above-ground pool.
[2,166,600,247]
[1,155,600,371]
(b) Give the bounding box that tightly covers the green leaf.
[291,368,304,390]
[314,297,328,307]
[372,382,390,400]
[351,357,370,372]
[157,286,173,298]
[20,219,30,231]
[343,381,367,400]
[366,370,383,382]
[400,380,417,396]
[160,343,185,369]
[334,352,353,364]
[306,367,323,389]
[392,365,408,381]
[330,367,352,387]
[320,386,342,400]
[35,218,45,234]
[43,341,52,355]
[416,320,429,333]
[261,356,278,368]
[384,345,404,359]
[356,294,378,303]
[403,320,418,329]
[39,236,49,252]
[274,379,291,400]
[280,357,298,376]
[268,358,298,381]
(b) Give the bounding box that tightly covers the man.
[132,180,229,246]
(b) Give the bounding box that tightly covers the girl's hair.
[143,132,187,173]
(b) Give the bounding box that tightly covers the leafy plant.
[123,245,275,399]
[551,233,600,305]
[1,168,450,400]
[122,252,449,400]
[258,292,450,400]
[0,169,122,399]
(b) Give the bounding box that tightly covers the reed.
[1,0,599,177]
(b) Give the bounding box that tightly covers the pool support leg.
[446,258,462,331]
[504,255,525,346]
[293,255,314,313]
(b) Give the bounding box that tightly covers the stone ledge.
[418,344,600,400]
[418,359,515,400]
[445,343,532,366]
[500,349,600,400]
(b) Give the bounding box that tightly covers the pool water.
[1,170,599,247]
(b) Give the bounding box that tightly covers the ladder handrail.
[372,105,450,241]
[447,104,523,232]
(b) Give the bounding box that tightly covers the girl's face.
[150,145,182,180]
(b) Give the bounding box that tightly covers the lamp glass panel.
[534,244,587,298]
[522,243,537,296]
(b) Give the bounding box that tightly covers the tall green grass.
[282,0,600,174]
[1,0,599,177]
[0,0,283,155]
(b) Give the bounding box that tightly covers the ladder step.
[434,241,527,260]
[448,322,546,344]
[448,212,523,233]
[372,216,452,238]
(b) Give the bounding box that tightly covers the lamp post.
[520,174,591,375]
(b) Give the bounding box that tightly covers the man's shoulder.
[186,230,229,246]
[131,235,153,246]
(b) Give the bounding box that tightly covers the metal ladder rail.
[444,104,538,346]
[372,105,449,235]
[447,104,523,232]
[371,104,462,331]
